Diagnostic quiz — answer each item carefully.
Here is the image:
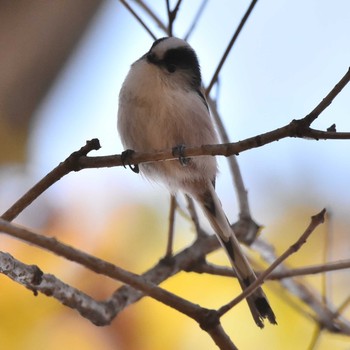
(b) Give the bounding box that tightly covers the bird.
[117,36,276,328]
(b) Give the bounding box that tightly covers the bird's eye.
[166,64,176,73]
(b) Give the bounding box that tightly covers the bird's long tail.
[194,181,277,328]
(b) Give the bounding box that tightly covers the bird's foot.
[172,144,190,166]
[121,149,139,173]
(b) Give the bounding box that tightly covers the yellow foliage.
[1,202,350,349]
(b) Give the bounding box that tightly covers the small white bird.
[117,37,276,328]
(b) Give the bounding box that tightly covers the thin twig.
[0,251,113,326]
[304,67,350,125]
[1,139,101,222]
[205,0,259,95]
[254,238,350,334]
[166,0,182,36]
[307,325,321,350]
[337,296,350,314]
[217,209,326,316]
[303,128,350,139]
[321,212,332,306]
[208,97,259,242]
[165,194,177,257]
[269,259,350,279]
[191,258,350,280]
[185,195,203,237]
[184,0,209,40]
[119,0,157,40]
[108,234,220,316]
[208,95,250,212]
[134,0,167,33]
[166,0,172,35]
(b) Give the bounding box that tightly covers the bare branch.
[208,93,260,243]
[108,233,219,315]
[134,0,167,33]
[217,209,326,316]
[205,0,259,95]
[165,194,177,258]
[185,195,203,237]
[184,0,209,40]
[303,128,350,140]
[77,124,350,171]
[338,296,350,314]
[304,67,350,125]
[166,0,172,35]
[269,259,350,279]
[322,212,332,306]
[119,0,157,40]
[206,323,238,350]
[3,68,349,224]
[1,139,101,222]
[308,326,322,350]
[0,251,113,326]
[192,256,350,280]
[254,239,350,334]
[166,0,182,36]
[0,218,208,322]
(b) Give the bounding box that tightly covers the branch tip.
[78,138,101,156]
[312,208,326,224]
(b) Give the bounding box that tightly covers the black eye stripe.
[163,47,197,68]
[162,47,202,87]
[147,39,202,88]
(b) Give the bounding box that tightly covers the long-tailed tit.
[117,37,276,327]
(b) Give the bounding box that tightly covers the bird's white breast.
[117,59,218,192]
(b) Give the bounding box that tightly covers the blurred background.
[0,0,350,349]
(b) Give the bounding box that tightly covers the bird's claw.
[121,149,139,173]
[172,144,190,166]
